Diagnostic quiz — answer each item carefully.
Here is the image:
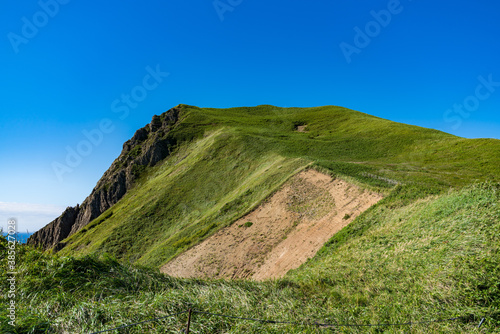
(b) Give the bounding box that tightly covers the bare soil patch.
[161,169,383,280]
[296,125,307,132]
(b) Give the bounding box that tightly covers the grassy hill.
[1,183,499,333]
[57,105,499,268]
[2,104,499,332]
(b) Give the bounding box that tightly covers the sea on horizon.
[2,232,34,244]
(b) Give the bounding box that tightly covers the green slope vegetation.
[289,183,500,327]
[58,105,500,268]
[3,104,500,333]
[2,184,499,333]
[61,128,308,267]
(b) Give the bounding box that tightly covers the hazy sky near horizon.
[1,0,499,232]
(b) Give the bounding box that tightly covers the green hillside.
[58,105,500,268]
[2,183,499,333]
[4,104,499,333]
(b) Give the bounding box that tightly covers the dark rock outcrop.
[27,206,80,250]
[27,105,182,250]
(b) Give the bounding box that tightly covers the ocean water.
[2,232,34,244]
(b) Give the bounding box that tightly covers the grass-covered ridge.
[57,105,500,268]
[60,128,308,267]
[5,102,500,332]
[2,183,499,333]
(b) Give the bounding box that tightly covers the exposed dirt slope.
[161,169,383,280]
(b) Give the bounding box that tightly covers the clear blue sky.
[1,0,499,232]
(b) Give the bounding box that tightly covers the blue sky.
[1,0,499,232]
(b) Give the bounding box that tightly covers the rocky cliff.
[27,106,181,250]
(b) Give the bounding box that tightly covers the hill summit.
[28,104,500,271]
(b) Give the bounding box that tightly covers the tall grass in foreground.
[1,183,499,333]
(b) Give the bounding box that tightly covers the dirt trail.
[161,169,383,280]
